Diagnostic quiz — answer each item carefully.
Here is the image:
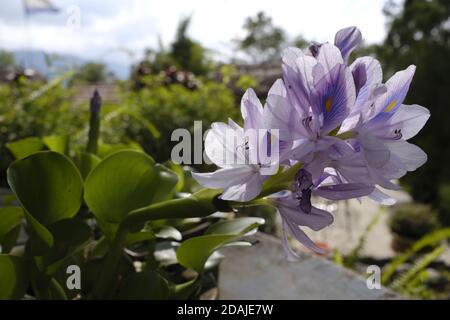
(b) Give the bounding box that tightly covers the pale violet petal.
[219,172,263,202]
[241,88,265,130]
[191,166,254,189]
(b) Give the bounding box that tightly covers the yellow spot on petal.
[325,97,333,112]
[384,100,398,113]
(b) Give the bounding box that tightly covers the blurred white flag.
[22,0,59,15]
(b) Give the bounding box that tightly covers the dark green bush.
[118,78,239,163]
[389,203,440,239]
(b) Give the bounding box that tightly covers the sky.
[0,0,396,70]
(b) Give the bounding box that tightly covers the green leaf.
[117,270,169,299]
[177,234,239,273]
[1,225,21,254]
[104,107,161,139]
[382,228,450,284]
[73,152,101,180]
[6,137,45,159]
[42,135,69,154]
[43,219,92,274]
[25,211,54,256]
[0,255,27,299]
[171,278,200,300]
[126,230,155,246]
[166,162,185,192]
[97,142,142,158]
[177,217,264,273]
[7,151,84,226]
[0,207,23,238]
[84,150,178,224]
[206,217,265,235]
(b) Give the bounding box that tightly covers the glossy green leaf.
[117,270,169,299]
[84,150,178,223]
[7,151,84,226]
[97,142,142,158]
[171,278,200,300]
[206,217,265,235]
[1,225,21,254]
[177,234,239,273]
[44,219,92,274]
[0,255,27,299]
[177,217,264,273]
[0,207,23,238]
[25,211,54,256]
[42,135,69,154]
[6,137,45,159]
[126,230,155,246]
[166,162,185,192]
[73,152,101,180]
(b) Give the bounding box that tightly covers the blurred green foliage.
[389,203,439,240]
[0,50,15,68]
[132,16,211,77]
[119,76,238,163]
[235,11,286,63]
[71,62,108,84]
[0,76,86,185]
[374,0,450,224]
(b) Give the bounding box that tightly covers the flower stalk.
[86,89,102,154]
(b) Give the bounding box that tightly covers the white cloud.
[0,0,390,66]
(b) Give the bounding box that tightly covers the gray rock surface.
[218,233,401,300]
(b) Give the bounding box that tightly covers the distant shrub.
[389,203,440,240]
[0,77,86,185]
[119,78,238,163]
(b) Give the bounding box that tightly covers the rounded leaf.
[206,217,265,235]
[7,151,83,226]
[6,137,44,160]
[177,217,264,273]
[73,152,101,180]
[118,270,169,299]
[0,255,27,299]
[0,207,23,238]
[84,150,178,223]
[177,234,238,273]
[42,135,69,154]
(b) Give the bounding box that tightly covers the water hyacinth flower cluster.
[193,26,430,259]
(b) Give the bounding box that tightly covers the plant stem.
[91,223,128,299]
[91,189,220,298]
[86,89,102,154]
[90,164,302,298]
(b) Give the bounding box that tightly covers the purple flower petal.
[311,64,355,134]
[283,216,326,254]
[264,79,305,141]
[315,43,344,76]
[358,130,391,168]
[281,47,316,114]
[280,219,301,261]
[219,172,264,202]
[191,165,255,189]
[334,26,362,62]
[386,140,428,172]
[315,183,374,200]
[368,188,396,205]
[368,104,430,140]
[276,197,333,231]
[371,65,416,120]
[241,88,265,130]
